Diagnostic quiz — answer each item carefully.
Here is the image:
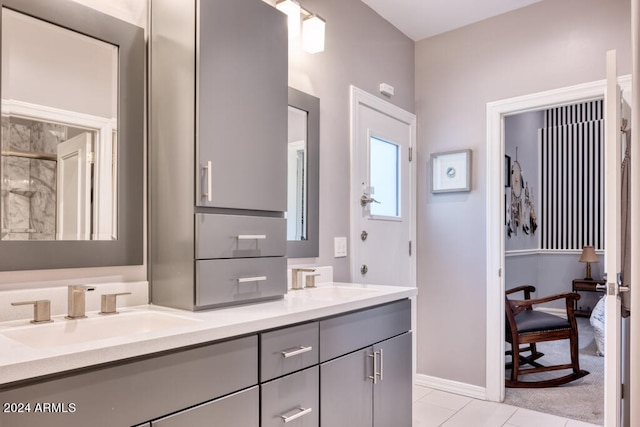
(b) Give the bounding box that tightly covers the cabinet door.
[197,0,287,211]
[373,332,412,427]
[152,386,258,427]
[320,348,373,427]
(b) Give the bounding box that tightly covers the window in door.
[369,135,400,218]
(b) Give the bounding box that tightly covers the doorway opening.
[502,104,606,424]
[485,76,632,423]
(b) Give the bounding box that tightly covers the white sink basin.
[1,311,201,349]
[289,286,379,301]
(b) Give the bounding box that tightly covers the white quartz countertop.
[0,282,416,386]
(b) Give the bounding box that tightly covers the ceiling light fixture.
[302,12,325,53]
[276,0,301,40]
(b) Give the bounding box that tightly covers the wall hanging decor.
[430,149,471,193]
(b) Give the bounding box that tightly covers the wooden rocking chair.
[505,285,589,388]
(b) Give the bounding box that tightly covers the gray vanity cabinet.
[0,336,258,427]
[149,0,288,310]
[259,322,320,427]
[319,300,412,427]
[320,333,412,427]
[197,0,287,212]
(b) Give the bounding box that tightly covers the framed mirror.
[0,0,144,270]
[287,88,319,258]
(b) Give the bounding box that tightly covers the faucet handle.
[99,292,131,315]
[305,273,321,288]
[11,300,52,324]
[290,268,316,290]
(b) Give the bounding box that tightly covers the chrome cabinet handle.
[280,407,312,423]
[378,348,384,381]
[203,161,212,202]
[237,234,267,240]
[368,351,379,384]
[281,346,313,358]
[237,276,267,283]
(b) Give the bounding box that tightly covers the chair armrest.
[506,285,536,297]
[509,292,581,315]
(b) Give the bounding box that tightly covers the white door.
[56,132,93,240]
[603,49,623,427]
[350,86,416,286]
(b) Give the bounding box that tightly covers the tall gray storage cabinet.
[149,0,288,310]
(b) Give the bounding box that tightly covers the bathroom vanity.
[149,0,289,311]
[0,284,416,427]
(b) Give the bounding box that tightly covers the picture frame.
[431,149,472,193]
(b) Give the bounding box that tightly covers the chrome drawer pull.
[280,407,312,423]
[237,276,267,283]
[203,161,212,202]
[237,234,267,240]
[281,345,313,358]
[368,351,379,384]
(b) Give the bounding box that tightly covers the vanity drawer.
[261,366,319,427]
[319,299,411,362]
[260,322,319,382]
[196,213,285,259]
[152,386,258,427]
[196,257,287,308]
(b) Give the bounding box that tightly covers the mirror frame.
[0,0,144,270]
[287,87,319,258]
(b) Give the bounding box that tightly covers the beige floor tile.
[441,399,518,427]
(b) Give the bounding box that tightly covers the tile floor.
[412,385,601,427]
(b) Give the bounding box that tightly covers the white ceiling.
[360,0,543,42]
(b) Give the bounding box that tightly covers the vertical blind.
[540,100,604,250]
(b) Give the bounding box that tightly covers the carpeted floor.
[504,317,604,426]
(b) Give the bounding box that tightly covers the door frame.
[485,76,632,402]
[349,85,417,286]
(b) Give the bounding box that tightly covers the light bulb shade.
[276,0,301,39]
[579,246,599,263]
[302,14,325,53]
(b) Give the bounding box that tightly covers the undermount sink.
[290,285,379,301]
[1,311,201,349]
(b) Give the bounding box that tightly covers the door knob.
[360,264,368,275]
[361,230,368,241]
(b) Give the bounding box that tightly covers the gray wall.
[280,0,416,279]
[415,0,631,387]
[505,252,605,310]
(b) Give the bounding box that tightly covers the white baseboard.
[415,373,487,400]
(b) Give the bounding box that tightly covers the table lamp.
[579,246,598,280]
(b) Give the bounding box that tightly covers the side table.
[572,278,606,317]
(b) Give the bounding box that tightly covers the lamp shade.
[579,246,598,263]
[276,0,301,39]
[302,14,325,53]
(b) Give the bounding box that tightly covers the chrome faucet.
[66,285,95,319]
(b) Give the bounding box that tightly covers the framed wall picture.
[431,149,472,193]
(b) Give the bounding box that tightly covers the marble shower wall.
[1,119,65,240]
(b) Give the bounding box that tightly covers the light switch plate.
[334,237,347,258]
